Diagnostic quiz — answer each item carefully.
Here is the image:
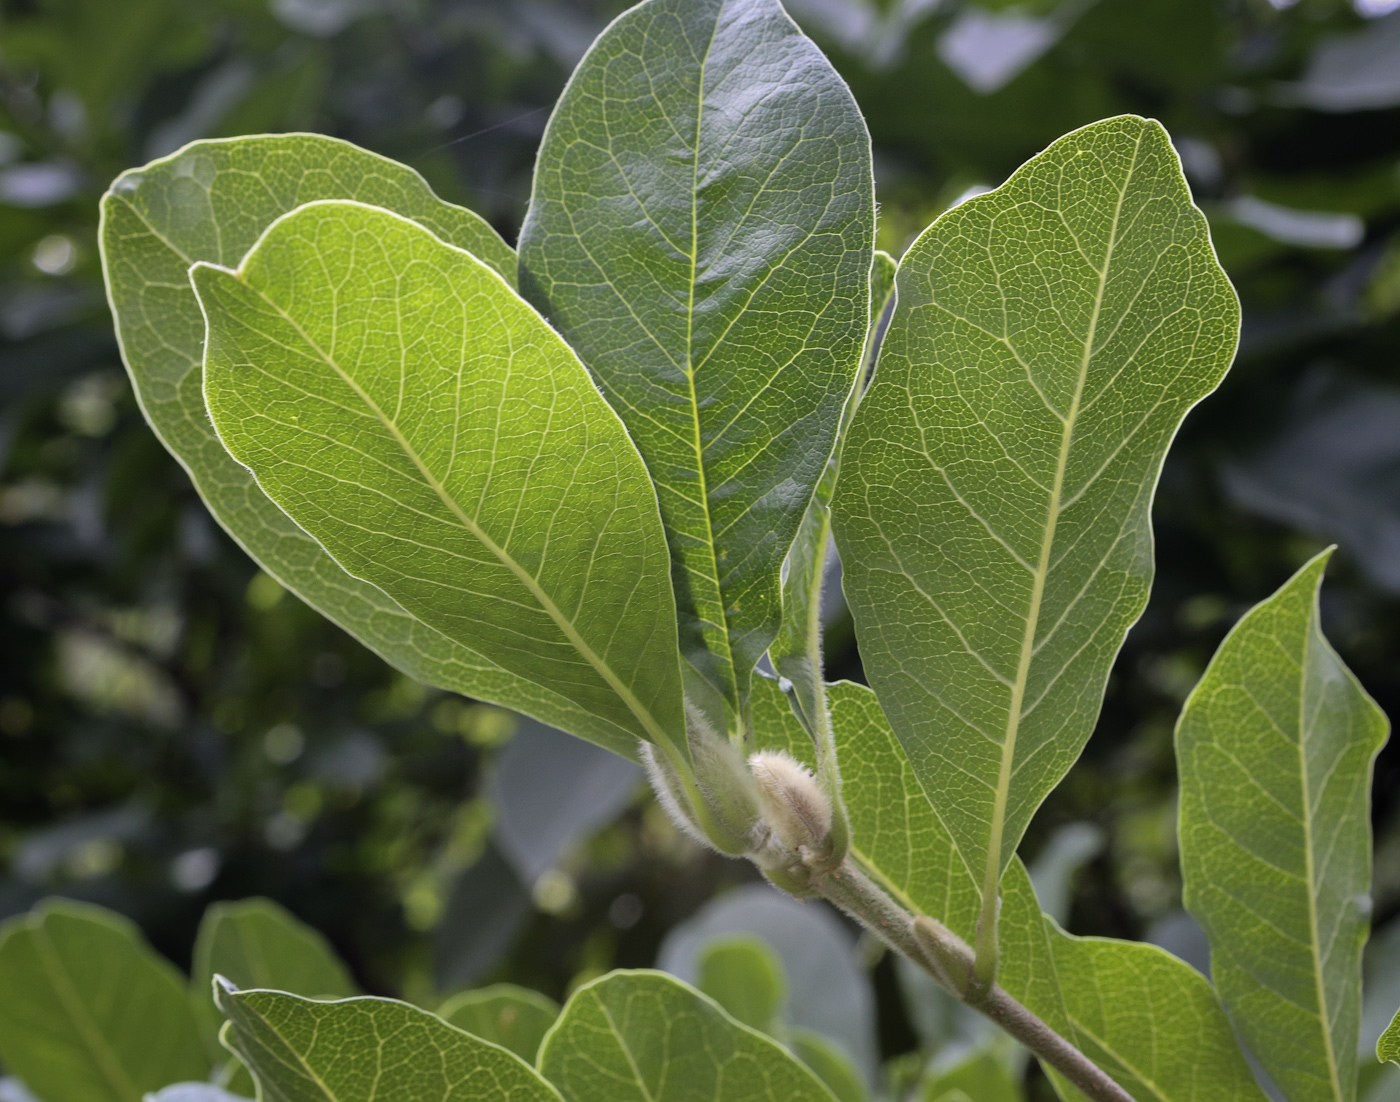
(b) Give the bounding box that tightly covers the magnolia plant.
[0,0,1393,1099]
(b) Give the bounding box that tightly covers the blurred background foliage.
[0,0,1398,1095]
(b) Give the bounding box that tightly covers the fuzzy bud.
[748,750,833,854]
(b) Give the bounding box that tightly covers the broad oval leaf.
[437,984,560,1064]
[0,900,208,1102]
[215,986,561,1101]
[831,115,1239,917]
[193,898,357,1003]
[100,134,643,761]
[538,969,837,1101]
[518,0,876,715]
[751,677,1269,1101]
[196,199,687,756]
[1177,549,1389,1102]
[696,935,786,1035]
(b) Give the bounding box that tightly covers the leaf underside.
[1381,1009,1400,1066]
[196,200,687,756]
[1177,549,1389,1102]
[519,0,875,714]
[537,969,837,1101]
[751,677,1268,1102]
[217,988,561,1101]
[0,900,208,1102]
[100,133,647,760]
[832,114,1239,904]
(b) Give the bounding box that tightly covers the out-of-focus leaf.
[0,900,208,1102]
[193,898,356,1002]
[832,115,1238,924]
[437,984,560,1064]
[143,1087,250,1102]
[1219,196,1364,250]
[190,896,357,1059]
[216,986,561,1101]
[919,1044,1023,1102]
[101,135,659,761]
[538,970,837,1102]
[489,719,642,887]
[1027,822,1104,928]
[657,882,877,1085]
[1177,550,1389,1102]
[1294,11,1400,112]
[196,200,687,758]
[696,935,786,1035]
[519,0,875,716]
[787,1029,867,1102]
[936,6,1061,95]
[436,843,532,992]
[1223,374,1400,594]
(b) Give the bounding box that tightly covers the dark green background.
[0,0,1397,1081]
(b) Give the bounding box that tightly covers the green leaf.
[919,1045,1023,1102]
[770,249,899,731]
[193,898,356,1003]
[1381,1010,1400,1067]
[996,862,1267,1102]
[518,0,876,716]
[0,900,208,1102]
[537,969,838,1101]
[786,1029,868,1102]
[1176,549,1390,1102]
[196,199,687,758]
[438,984,560,1064]
[831,115,1238,926]
[215,985,561,1101]
[191,897,357,1063]
[696,935,786,1034]
[751,677,1268,1101]
[100,135,645,762]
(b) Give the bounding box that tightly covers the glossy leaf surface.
[216,987,560,1101]
[438,984,560,1064]
[519,0,875,712]
[100,134,645,760]
[0,900,207,1102]
[196,200,686,756]
[1177,550,1389,1102]
[832,116,1238,908]
[538,970,837,1101]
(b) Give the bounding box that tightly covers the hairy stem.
[813,859,1135,1102]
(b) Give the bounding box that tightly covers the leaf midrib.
[221,265,675,751]
[32,919,140,1102]
[980,130,1145,920]
[680,7,739,702]
[1298,607,1346,1102]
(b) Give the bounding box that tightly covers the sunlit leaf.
[196,199,687,758]
[832,115,1238,924]
[100,134,647,760]
[216,986,561,1101]
[519,0,875,716]
[0,900,207,1102]
[538,970,837,1101]
[1177,549,1389,1102]
[1381,1010,1400,1067]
